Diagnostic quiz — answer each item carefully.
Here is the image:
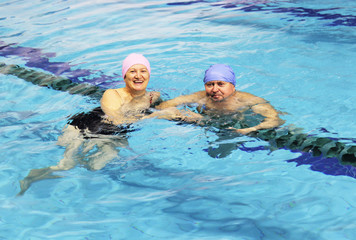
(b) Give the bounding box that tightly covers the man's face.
[205,81,235,102]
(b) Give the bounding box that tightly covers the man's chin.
[211,97,224,102]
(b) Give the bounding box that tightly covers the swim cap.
[203,64,236,86]
[122,53,151,78]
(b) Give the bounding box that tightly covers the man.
[156,64,284,135]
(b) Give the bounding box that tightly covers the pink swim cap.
[122,53,151,79]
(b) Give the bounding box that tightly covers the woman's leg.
[18,125,83,195]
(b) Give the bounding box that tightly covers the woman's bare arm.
[100,89,125,125]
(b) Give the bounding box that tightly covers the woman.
[18,53,162,195]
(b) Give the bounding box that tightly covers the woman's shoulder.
[102,88,128,100]
[101,88,126,108]
[150,91,161,98]
[103,88,123,95]
[148,91,161,106]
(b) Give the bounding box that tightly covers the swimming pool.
[1,0,355,239]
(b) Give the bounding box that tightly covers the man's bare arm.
[156,91,205,109]
[251,103,284,128]
[143,107,204,123]
[235,95,284,134]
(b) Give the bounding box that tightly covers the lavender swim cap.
[122,53,151,78]
[203,64,236,86]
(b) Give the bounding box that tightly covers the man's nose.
[212,85,219,92]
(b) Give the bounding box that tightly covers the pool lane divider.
[252,128,356,166]
[0,41,118,87]
[1,62,355,166]
[0,62,104,100]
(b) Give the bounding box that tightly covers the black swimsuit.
[68,107,133,136]
[68,95,162,136]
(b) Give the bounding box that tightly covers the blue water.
[1,0,356,239]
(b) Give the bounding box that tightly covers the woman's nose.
[137,71,145,78]
[134,71,140,78]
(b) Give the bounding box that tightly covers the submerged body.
[18,54,162,195]
[156,64,284,134]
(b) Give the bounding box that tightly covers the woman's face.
[124,64,150,92]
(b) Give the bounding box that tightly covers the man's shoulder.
[235,91,265,104]
[235,90,254,97]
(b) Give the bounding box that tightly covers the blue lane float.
[0,40,119,88]
[0,62,104,99]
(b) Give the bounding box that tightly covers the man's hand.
[144,107,203,123]
[234,127,258,135]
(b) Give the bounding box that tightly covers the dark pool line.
[257,128,356,178]
[205,126,356,179]
[167,0,205,6]
[208,138,356,179]
[240,5,356,27]
[0,41,119,88]
[168,1,356,27]
[319,127,356,144]
[287,152,356,179]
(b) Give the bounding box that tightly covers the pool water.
[1,0,356,239]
